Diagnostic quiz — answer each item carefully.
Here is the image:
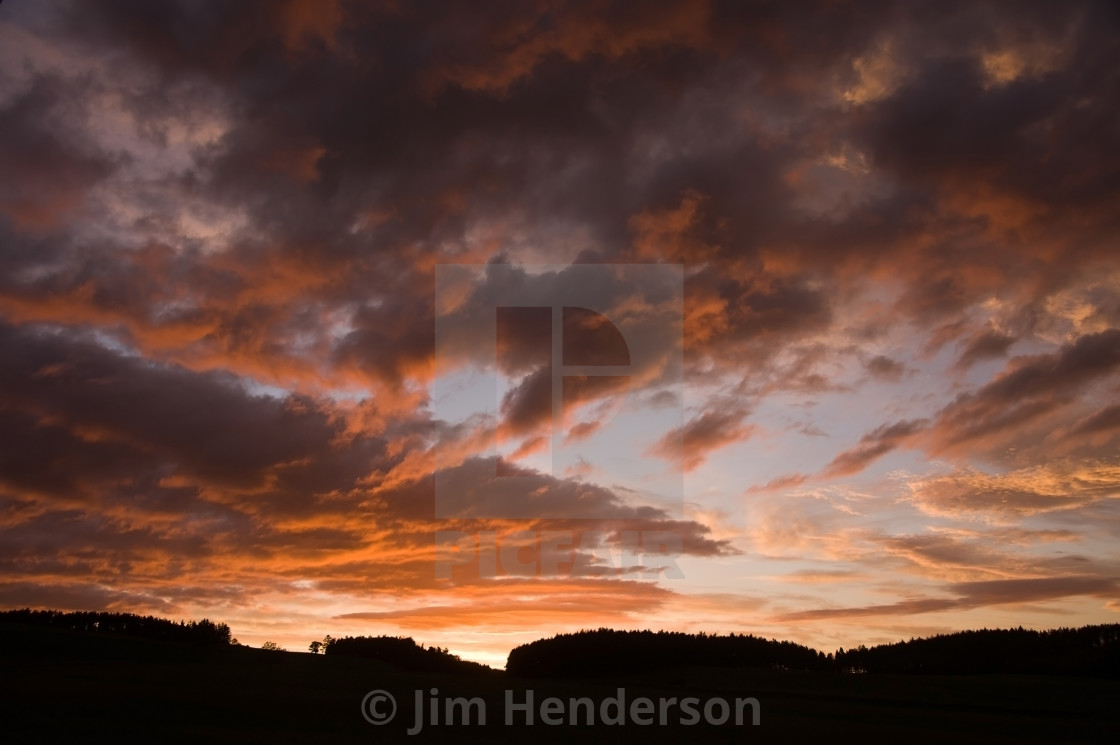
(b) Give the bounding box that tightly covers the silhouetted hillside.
[324,634,494,674]
[835,624,1120,677]
[5,621,1118,744]
[506,628,831,677]
[3,611,1120,742]
[0,608,232,646]
[507,624,1120,679]
[7,608,1117,680]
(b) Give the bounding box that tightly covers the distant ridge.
[6,609,1117,678]
[506,628,831,676]
[506,625,1120,678]
[835,624,1120,676]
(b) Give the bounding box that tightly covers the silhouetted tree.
[0,609,232,647]
[323,635,491,674]
[833,625,1120,677]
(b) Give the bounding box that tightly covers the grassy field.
[2,624,1117,744]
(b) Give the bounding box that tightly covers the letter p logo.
[434,264,682,520]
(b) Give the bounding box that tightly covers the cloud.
[336,578,674,630]
[908,461,1120,518]
[649,404,753,472]
[778,576,1119,622]
[0,76,113,232]
[500,365,553,436]
[864,354,907,382]
[0,323,353,490]
[1070,405,1120,440]
[821,418,927,477]
[955,329,1016,369]
[928,329,1120,457]
[420,0,713,96]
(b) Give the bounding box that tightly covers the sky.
[0,0,1118,668]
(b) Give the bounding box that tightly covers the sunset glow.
[1,0,1118,668]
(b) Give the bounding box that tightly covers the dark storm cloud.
[0,408,156,503]
[0,75,114,233]
[850,1,1120,204]
[0,322,352,487]
[5,0,1113,392]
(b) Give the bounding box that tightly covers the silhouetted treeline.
[0,609,232,646]
[324,635,492,673]
[507,625,1120,678]
[835,624,1120,677]
[506,629,832,677]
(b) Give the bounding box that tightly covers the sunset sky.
[1,0,1118,668]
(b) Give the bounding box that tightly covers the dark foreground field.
[2,624,1117,744]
